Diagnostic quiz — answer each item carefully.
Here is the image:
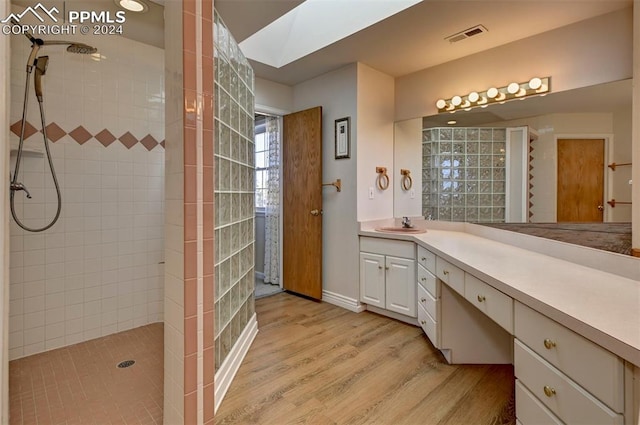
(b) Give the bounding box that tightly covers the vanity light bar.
[436,77,551,113]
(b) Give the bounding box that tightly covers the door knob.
[597,205,604,211]
[310,209,321,216]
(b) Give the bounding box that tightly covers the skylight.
[239,0,423,68]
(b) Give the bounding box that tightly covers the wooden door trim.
[554,134,612,222]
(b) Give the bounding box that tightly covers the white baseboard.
[214,313,258,413]
[322,290,366,313]
[255,271,265,280]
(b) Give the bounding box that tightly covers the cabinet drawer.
[418,303,439,348]
[464,274,513,334]
[417,264,437,298]
[418,283,438,320]
[436,257,464,295]
[514,302,624,412]
[360,237,414,258]
[417,245,436,274]
[516,379,563,425]
[514,339,623,425]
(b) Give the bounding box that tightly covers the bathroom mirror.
[393,78,633,223]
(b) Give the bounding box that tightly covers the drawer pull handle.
[543,339,557,350]
[421,257,427,261]
[378,265,383,270]
[385,266,390,270]
[421,277,426,282]
[543,386,556,397]
[443,270,449,275]
[420,320,426,325]
[421,298,426,303]
[477,295,486,302]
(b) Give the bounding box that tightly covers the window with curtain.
[255,115,281,285]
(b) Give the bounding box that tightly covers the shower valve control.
[10,182,32,199]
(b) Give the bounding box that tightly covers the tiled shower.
[8,30,165,359]
[422,127,507,222]
[213,12,256,372]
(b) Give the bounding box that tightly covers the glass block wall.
[422,127,506,222]
[214,10,255,372]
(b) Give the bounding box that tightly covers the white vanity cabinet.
[360,237,416,318]
[417,245,440,348]
[514,301,626,425]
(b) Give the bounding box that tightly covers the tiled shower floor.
[9,323,163,425]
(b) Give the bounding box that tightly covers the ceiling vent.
[445,25,488,43]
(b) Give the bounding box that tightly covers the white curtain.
[263,116,281,285]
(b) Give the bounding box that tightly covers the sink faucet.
[401,216,413,228]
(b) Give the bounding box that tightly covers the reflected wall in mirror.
[394,79,632,223]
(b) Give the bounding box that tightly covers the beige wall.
[395,8,633,121]
[293,64,360,301]
[255,77,293,115]
[356,63,395,221]
[393,118,422,217]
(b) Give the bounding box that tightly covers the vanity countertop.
[359,219,640,366]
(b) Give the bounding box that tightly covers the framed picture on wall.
[334,117,350,159]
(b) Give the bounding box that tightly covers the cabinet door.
[385,256,416,317]
[360,252,385,308]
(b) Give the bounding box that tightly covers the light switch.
[410,189,415,199]
[369,187,374,199]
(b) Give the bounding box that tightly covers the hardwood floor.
[216,292,515,425]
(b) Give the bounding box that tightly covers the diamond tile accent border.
[44,123,67,142]
[140,134,159,151]
[119,131,138,149]
[10,121,38,140]
[95,129,117,147]
[69,126,93,145]
[10,120,165,150]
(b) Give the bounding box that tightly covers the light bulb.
[436,99,447,109]
[451,96,462,106]
[468,92,479,103]
[507,82,520,94]
[486,87,498,99]
[528,77,542,90]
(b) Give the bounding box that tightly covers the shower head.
[66,43,98,55]
[41,40,97,54]
[34,56,49,102]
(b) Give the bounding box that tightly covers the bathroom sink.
[375,227,427,234]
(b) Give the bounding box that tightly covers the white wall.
[393,118,422,217]
[395,8,633,121]
[255,77,293,115]
[1,0,10,420]
[8,27,165,360]
[356,64,395,221]
[293,64,360,300]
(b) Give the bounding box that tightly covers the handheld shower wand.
[9,28,97,232]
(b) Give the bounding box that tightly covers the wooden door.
[359,252,385,308]
[557,139,604,222]
[282,107,323,299]
[385,256,416,317]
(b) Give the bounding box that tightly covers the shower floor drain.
[117,360,135,369]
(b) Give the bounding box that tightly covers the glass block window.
[422,126,506,223]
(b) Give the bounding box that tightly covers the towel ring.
[400,169,412,191]
[376,167,389,191]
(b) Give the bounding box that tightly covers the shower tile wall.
[8,32,165,360]
[422,127,506,222]
[214,12,256,372]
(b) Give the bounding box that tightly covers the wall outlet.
[410,189,415,199]
[369,187,374,199]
